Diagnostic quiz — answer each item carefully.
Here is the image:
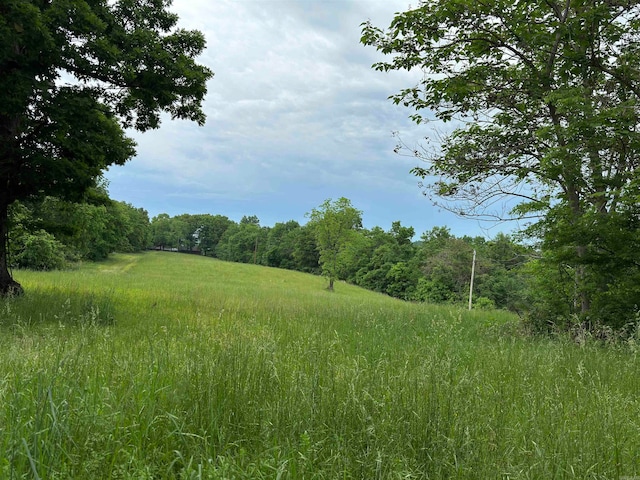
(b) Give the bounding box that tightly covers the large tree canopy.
[0,0,213,294]
[362,0,640,327]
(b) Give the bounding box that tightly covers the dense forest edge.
[7,187,638,337]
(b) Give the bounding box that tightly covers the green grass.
[1,252,639,479]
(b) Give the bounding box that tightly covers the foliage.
[150,214,178,250]
[474,296,496,310]
[262,220,302,269]
[362,0,640,329]
[8,192,150,264]
[13,230,67,271]
[419,233,476,303]
[216,218,269,264]
[0,0,213,294]
[10,190,533,315]
[337,222,421,299]
[290,224,321,274]
[521,257,576,333]
[307,198,363,291]
[384,261,420,299]
[414,277,457,303]
[195,214,234,256]
[142,208,528,310]
[150,213,233,255]
[113,202,151,253]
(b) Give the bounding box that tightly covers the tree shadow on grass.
[0,288,116,328]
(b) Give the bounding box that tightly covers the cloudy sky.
[105,0,510,238]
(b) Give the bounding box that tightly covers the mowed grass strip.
[1,252,639,479]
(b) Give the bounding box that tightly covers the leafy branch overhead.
[362,0,640,326]
[0,0,213,295]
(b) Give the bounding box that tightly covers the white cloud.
[106,0,498,237]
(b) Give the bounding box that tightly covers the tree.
[307,198,362,291]
[290,224,321,274]
[194,214,233,257]
[216,220,269,265]
[172,214,200,252]
[8,190,151,265]
[336,228,376,283]
[478,233,530,312]
[263,220,301,269]
[115,202,151,252]
[13,230,67,271]
[65,202,116,261]
[362,1,640,327]
[0,0,213,295]
[417,232,477,304]
[151,214,175,250]
[240,215,260,226]
[340,222,419,299]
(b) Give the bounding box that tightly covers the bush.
[412,278,458,304]
[14,230,67,270]
[474,296,496,310]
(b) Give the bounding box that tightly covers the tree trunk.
[327,277,334,292]
[0,199,23,296]
[549,99,592,316]
[567,188,590,316]
[0,108,23,296]
[575,247,590,315]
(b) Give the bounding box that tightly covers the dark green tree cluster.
[0,0,212,294]
[149,213,320,274]
[150,213,233,254]
[8,186,150,270]
[9,191,531,312]
[415,229,529,311]
[362,0,640,330]
[216,215,268,264]
[335,224,529,310]
[337,221,418,299]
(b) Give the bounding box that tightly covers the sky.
[105,0,513,239]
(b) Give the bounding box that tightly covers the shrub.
[474,296,496,310]
[14,230,67,270]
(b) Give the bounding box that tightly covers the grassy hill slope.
[1,252,639,478]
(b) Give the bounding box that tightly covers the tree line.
[9,191,530,312]
[146,198,532,315]
[8,183,150,270]
[147,197,640,332]
[8,191,639,332]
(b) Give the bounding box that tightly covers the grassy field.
[1,252,639,479]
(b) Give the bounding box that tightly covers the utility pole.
[468,249,476,311]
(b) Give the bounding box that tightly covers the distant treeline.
[16,192,638,332]
[148,212,532,313]
[8,186,150,270]
[8,193,531,312]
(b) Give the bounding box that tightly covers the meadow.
[1,252,639,479]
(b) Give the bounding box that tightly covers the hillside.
[1,252,639,478]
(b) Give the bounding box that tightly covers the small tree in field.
[0,0,213,295]
[307,198,362,291]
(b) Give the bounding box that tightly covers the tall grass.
[1,252,639,478]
